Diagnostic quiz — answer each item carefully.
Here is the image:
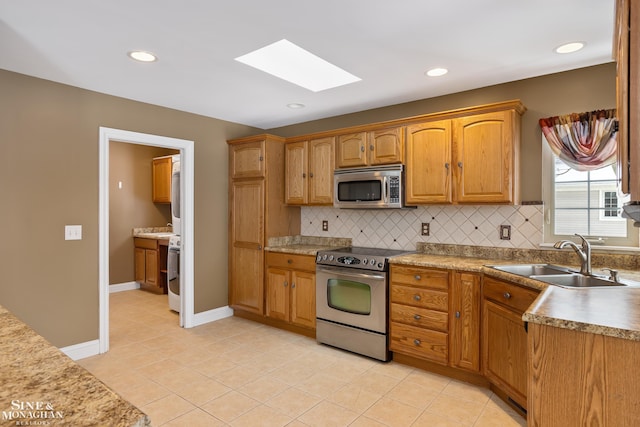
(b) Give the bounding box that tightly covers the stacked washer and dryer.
[167,155,181,312]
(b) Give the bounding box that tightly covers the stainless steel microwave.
[334,165,409,209]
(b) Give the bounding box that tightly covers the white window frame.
[542,137,639,248]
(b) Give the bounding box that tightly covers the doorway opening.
[98,127,195,354]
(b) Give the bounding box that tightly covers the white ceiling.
[0,0,616,129]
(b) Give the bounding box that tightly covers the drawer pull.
[413,314,421,320]
[413,294,421,301]
[287,259,293,264]
[414,339,421,346]
[503,292,512,300]
[414,275,421,281]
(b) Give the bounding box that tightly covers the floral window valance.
[539,109,618,171]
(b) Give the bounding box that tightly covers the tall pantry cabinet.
[228,135,300,315]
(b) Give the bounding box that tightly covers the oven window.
[337,180,382,202]
[327,279,371,315]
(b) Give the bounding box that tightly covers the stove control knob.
[316,254,322,262]
[328,255,334,261]
[362,258,368,265]
[370,259,376,266]
[377,263,383,269]
[322,254,328,260]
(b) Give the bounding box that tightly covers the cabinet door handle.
[309,172,314,178]
[369,144,374,151]
[291,282,296,288]
[302,173,306,178]
[259,155,264,161]
[455,311,461,318]
[287,259,293,264]
[414,275,421,281]
[413,314,421,320]
[414,339,421,346]
[284,281,288,287]
[257,245,262,250]
[360,145,365,152]
[458,161,463,168]
[445,162,450,170]
[413,294,421,301]
[503,292,511,299]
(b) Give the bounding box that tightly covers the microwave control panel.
[389,176,400,203]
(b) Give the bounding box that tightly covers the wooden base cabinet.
[482,276,540,409]
[134,237,168,294]
[528,323,640,427]
[450,272,481,372]
[265,252,316,329]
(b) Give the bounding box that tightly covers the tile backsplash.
[301,205,543,250]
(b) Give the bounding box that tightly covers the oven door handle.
[383,176,389,204]
[316,265,385,281]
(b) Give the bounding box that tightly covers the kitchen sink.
[490,264,573,277]
[530,274,627,288]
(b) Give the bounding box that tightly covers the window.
[543,139,638,247]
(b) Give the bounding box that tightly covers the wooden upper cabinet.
[230,140,265,179]
[369,127,404,165]
[308,137,334,204]
[453,110,518,204]
[336,127,403,168]
[406,106,521,205]
[152,157,172,203]
[336,132,367,168]
[406,120,452,204]
[285,137,334,205]
[285,141,308,205]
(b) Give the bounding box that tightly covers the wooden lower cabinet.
[528,322,640,427]
[450,272,481,372]
[482,276,540,410]
[134,237,168,294]
[389,265,449,365]
[265,252,316,329]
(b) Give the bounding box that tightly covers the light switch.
[65,225,82,241]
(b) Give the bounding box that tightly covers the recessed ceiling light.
[555,42,585,54]
[128,50,158,62]
[425,68,448,77]
[287,103,305,109]
[235,39,361,92]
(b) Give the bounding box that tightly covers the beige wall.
[269,63,617,201]
[0,69,259,347]
[109,142,177,285]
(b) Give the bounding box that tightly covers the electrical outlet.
[65,225,82,241]
[322,220,328,231]
[500,225,511,240]
[421,222,430,236]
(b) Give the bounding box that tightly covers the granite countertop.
[0,305,150,426]
[265,235,352,256]
[390,246,640,342]
[132,227,175,240]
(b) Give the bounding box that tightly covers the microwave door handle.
[383,176,389,204]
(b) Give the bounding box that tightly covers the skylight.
[235,39,361,92]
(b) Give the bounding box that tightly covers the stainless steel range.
[315,246,412,361]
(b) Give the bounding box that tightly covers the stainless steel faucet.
[554,233,592,275]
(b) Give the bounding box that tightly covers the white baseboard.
[109,281,140,293]
[60,339,100,360]
[191,305,234,327]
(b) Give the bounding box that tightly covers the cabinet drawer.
[483,277,539,313]
[134,238,158,250]
[390,266,449,291]
[390,322,448,364]
[391,285,448,311]
[391,303,448,332]
[265,252,316,272]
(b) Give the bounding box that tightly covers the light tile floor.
[78,290,526,426]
